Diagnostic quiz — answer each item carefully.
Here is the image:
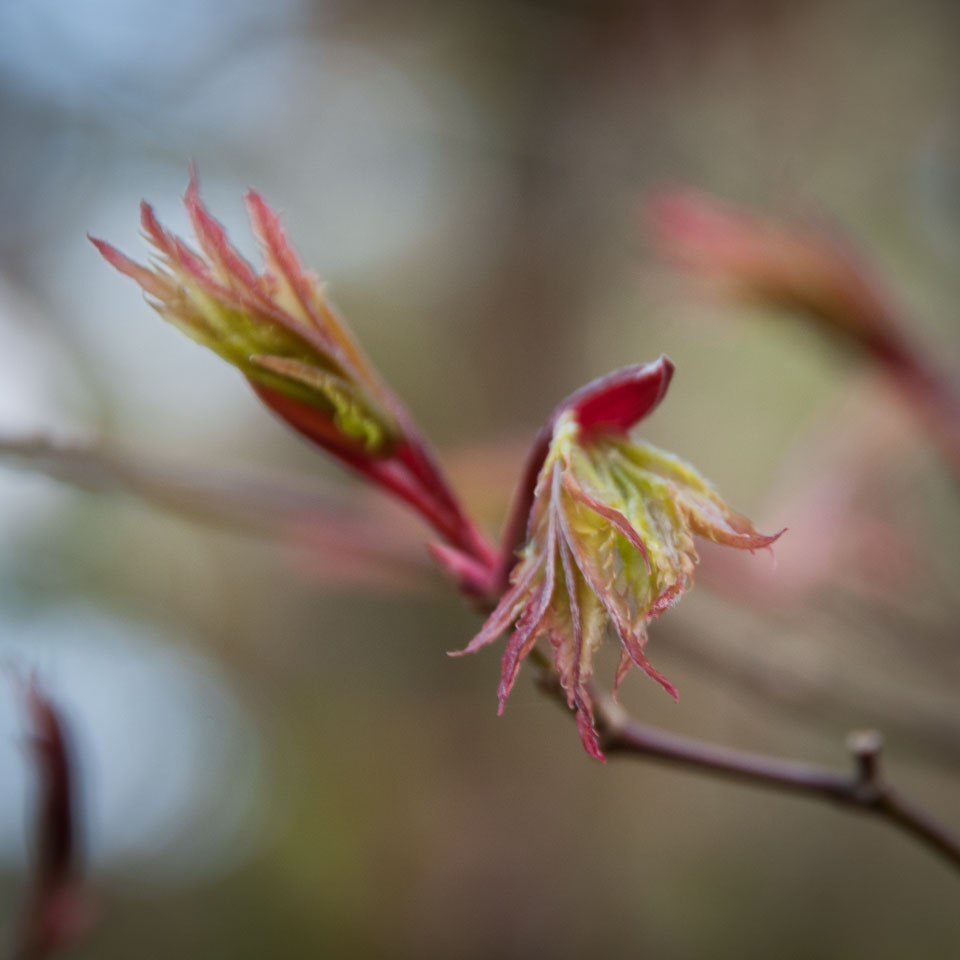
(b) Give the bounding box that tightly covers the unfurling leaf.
[456,360,783,760]
[91,171,496,563]
[90,172,399,457]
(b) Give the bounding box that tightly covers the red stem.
[494,423,553,592]
[252,381,497,567]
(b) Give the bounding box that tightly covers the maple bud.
[455,358,782,760]
[91,172,494,563]
[92,173,401,456]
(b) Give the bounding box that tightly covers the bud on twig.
[90,171,494,565]
[453,358,783,760]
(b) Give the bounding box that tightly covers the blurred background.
[1,0,959,957]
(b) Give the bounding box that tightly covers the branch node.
[847,729,884,787]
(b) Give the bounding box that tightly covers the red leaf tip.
[566,355,675,438]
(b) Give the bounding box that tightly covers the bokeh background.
[1,1,959,957]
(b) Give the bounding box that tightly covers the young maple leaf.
[92,172,400,455]
[90,171,493,563]
[454,357,783,761]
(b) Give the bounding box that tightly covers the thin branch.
[536,664,960,872]
[0,433,436,590]
[0,433,344,529]
[658,622,960,769]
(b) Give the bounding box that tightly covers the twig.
[657,622,960,769]
[536,662,960,872]
[9,675,94,960]
[0,433,442,592]
[0,433,351,529]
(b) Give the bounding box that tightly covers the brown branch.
[535,663,960,873]
[658,622,960,770]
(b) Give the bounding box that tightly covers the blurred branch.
[650,188,960,483]
[0,433,339,527]
[0,433,435,591]
[9,675,94,960]
[533,654,960,873]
